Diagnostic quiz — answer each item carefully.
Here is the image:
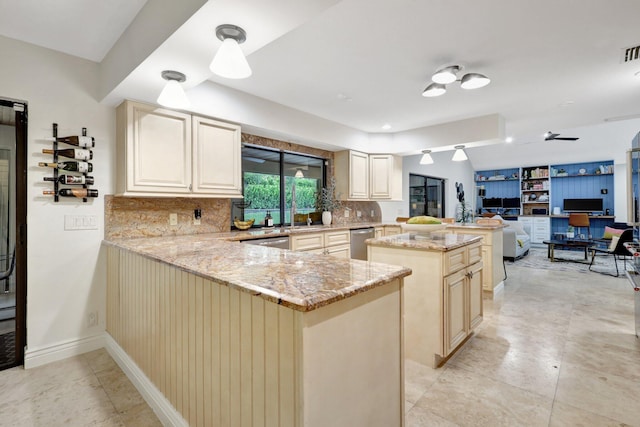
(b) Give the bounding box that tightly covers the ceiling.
[2,0,640,148]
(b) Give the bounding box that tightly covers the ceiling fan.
[544,131,579,141]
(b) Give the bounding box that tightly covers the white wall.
[0,36,114,364]
[378,151,475,221]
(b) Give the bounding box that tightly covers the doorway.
[409,173,445,218]
[0,98,27,370]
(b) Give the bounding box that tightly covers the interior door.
[0,98,26,370]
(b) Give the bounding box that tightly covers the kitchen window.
[232,146,326,228]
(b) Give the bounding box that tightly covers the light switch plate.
[169,213,178,225]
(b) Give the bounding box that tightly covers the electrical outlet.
[88,311,99,328]
[169,213,178,225]
[194,218,201,225]
[344,210,349,217]
[371,210,375,217]
[357,210,362,217]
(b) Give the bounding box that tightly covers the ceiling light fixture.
[382,123,392,130]
[505,136,514,143]
[295,168,304,178]
[157,70,190,109]
[420,150,434,165]
[423,65,490,97]
[451,145,468,161]
[210,24,252,79]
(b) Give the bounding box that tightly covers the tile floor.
[0,262,638,426]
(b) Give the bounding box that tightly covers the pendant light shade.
[451,145,468,162]
[432,65,460,84]
[420,150,434,164]
[294,169,304,178]
[210,24,252,79]
[460,73,491,89]
[422,83,447,97]
[157,70,190,109]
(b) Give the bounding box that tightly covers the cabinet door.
[467,262,483,330]
[369,154,392,199]
[444,269,467,356]
[325,244,351,259]
[375,227,384,238]
[324,230,350,247]
[125,102,191,194]
[192,116,242,196]
[349,151,369,199]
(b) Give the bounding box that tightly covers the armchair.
[502,220,531,261]
[588,229,633,277]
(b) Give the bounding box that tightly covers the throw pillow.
[603,226,624,239]
[608,235,620,252]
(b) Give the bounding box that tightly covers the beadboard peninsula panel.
[106,245,404,427]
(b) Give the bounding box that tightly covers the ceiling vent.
[621,44,640,63]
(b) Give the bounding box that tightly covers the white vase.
[322,211,332,225]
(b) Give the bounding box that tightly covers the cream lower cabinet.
[447,226,504,293]
[116,100,242,197]
[383,225,402,236]
[290,230,351,258]
[369,241,483,368]
[374,227,384,238]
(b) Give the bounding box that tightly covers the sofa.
[502,220,531,260]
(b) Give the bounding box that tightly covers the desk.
[543,239,592,262]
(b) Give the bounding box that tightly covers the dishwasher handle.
[254,238,289,246]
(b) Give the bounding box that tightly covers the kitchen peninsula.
[367,232,484,368]
[104,233,410,427]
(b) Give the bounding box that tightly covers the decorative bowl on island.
[400,216,447,232]
[234,218,255,230]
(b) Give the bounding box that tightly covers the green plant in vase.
[315,176,342,225]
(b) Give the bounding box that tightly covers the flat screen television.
[482,197,502,208]
[563,198,603,213]
[502,197,521,208]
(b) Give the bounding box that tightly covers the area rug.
[507,247,633,277]
[0,331,15,369]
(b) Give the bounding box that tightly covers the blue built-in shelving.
[549,160,615,239]
[475,168,520,199]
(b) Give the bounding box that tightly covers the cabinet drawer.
[290,233,324,251]
[467,243,483,265]
[324,230,350,247]
[325,244,351,258]
[444,247,467,275]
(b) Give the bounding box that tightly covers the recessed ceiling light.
[559,100,575,107]
[381,123,392,130]
[505,137,513,143]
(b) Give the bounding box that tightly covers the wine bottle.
[43,174,94,185]
[56,135,95,148]
[43,188,98,198]
[38,161,93,173]
[42,148,93,160]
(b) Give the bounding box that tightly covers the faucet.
[290,181,296,229]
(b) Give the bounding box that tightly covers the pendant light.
[422,65,490,97]
[432,65,460,84]
[294,169,304,178]
[420,150,434,164]
[460,73,491,89]
[210,24,252,79]
[157,70,190,109]
[451,145,468,161]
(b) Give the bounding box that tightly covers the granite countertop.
[445,223,506,230]
[103,233,411,312]
[366,232,483,251]
[221,222,392,242]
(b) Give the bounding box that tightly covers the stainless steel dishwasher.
[242,236,290,249]
[350,227,375,260]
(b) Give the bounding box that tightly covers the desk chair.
[568,213,590,239]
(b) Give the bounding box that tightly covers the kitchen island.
[367,232,483,368]
[104,234,411,427]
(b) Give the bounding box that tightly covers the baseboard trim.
[24,333,105,369]
[105,334,188,427]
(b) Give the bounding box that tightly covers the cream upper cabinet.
[335,150,401,200]
[116,100,242,198]
[191,115,242,196]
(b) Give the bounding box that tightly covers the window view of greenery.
[232,147,325,228]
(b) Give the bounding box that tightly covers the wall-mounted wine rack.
[43,123,95,203]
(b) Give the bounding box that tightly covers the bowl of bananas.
[234,218,255,230]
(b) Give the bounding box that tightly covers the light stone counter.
[103,233,410,312]
[366,231,483,252]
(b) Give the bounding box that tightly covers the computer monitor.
[563,198,603,213]
[502,197,521,208]
[482,197,502,208]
